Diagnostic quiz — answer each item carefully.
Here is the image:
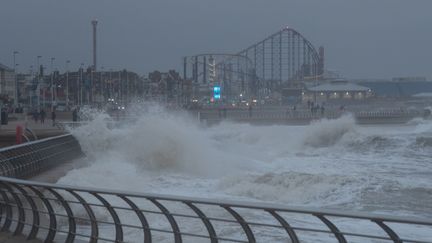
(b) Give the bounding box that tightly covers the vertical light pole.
[109,68,113,99]
[80,63,84,106]
[29,65,33,108]
[50,57,55,111]
[101,66,105,102]
[13,51,19,108]
[36,56,42,111]
[66,60,70,108]
[92,19,98,72]
[126,70,129,105]
[118,71,122,105]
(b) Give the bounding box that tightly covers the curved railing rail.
[0,176,431,243]
[0,134,83,178]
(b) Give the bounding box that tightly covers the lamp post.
[118,71,122,105]
[36,56,42,111]
[29,65,33,108]
[80,63,84,106]
[66,60,70,108]
[50,57,55,111]
[101,66,105,102]
[13,51,19,108]
[109,68,113,99]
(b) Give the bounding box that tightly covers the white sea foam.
[57,104,432,242]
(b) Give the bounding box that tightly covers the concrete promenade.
[0,113,71,147]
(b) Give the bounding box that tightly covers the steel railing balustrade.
[0,176,431,243]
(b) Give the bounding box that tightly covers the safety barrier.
[0,134,83,178]
[0,175,431,243]
[198,109,422,123]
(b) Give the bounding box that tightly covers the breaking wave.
[58,104,432,226]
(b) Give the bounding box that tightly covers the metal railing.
[0,134,83,178]
[0,176,431,243]
[198,109,422,123]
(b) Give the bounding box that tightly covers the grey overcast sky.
[0,0,431,79]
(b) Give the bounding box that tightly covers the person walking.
[40,109,46,124]
[72,108,78,122]
[51,109,56,127]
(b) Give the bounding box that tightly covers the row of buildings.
[0,61,190,110]
[2,60,432,109]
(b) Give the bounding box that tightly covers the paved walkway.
[0,115,68,147]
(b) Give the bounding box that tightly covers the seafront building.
[0,62,15,104]
[303,80,372,103]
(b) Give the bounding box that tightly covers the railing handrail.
[0,133,72,153]
[0,175,430,227]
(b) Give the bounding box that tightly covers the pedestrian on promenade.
[51,109,56,127]
[40,109,46,124]
[248,104,253,118]
[33,109,39,123]
[72,108,78,122]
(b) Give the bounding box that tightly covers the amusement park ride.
[183,27,324,103]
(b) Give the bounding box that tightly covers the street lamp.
[101,66,105,102]
[50,57,55,111]
[13,51,19,107]
[29,65,34,108]
[66,60,71,108]
[79,63,84,106]
[36,56,42,110]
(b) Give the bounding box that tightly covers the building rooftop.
[307,81,370,92]
[0,62,13,71]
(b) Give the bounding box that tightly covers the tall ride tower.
[92,19,98,71]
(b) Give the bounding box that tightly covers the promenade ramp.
[0,126,431,242]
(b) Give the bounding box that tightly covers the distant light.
[239,93,243,97]
[213,86,221,100]
[246,102,249,106]
[253,99,257,103]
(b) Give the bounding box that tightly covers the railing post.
[148,198,182,243]
[184,202,218,243]
[91,192,123,243]
[221,206,256,242]
[314,214,347,243]
[118,195,152,243]
[372,219,402,243]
